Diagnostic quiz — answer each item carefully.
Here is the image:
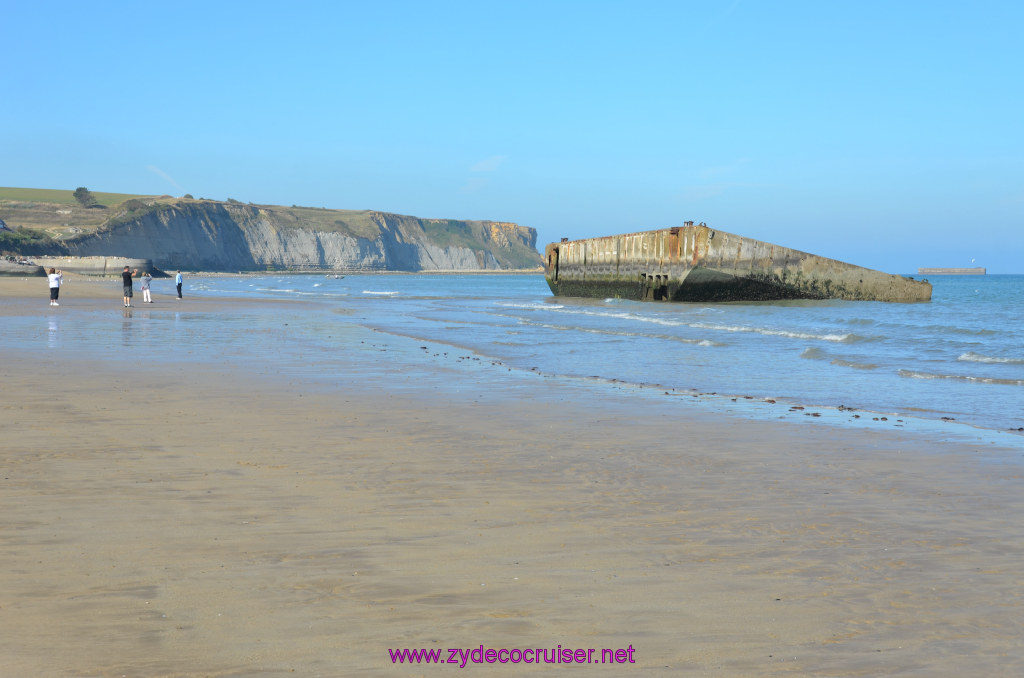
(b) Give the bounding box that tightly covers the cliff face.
[61,201,541,272]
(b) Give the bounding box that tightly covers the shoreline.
[374,317,1024,447]
[3,277,1024,676]
[0,267,546,279]
[5,273,1021,444]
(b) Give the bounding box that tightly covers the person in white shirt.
[47,268,62,306]
[141,271,153,303]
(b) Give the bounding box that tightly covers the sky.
[2,0,1021,273]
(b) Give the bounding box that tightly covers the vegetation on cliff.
[0,225,59,257]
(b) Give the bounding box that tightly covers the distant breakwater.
[918,267,986,275]
[30,256,158,277]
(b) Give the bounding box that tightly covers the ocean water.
[184,272,1023,440]
[10,272,1023,444]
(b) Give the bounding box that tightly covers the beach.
[2,275,1023,677]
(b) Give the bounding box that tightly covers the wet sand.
[2,275,1023,676]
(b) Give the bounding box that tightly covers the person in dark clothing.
[122,266,138,307]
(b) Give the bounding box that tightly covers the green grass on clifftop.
[0,187,155,207]
[0,187,171,238]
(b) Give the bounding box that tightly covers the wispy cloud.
[146,165,183,192]
[470,155,506,173]
[461,155,507,192]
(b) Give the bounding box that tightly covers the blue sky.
[3,1,1021,272]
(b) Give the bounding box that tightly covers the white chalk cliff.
[62,200,541,272]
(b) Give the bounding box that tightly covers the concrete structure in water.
[544,223,932,303]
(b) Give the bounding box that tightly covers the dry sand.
[2,275,1023,677]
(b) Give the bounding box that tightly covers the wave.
[920,324,999,336]
[830,358,878,370]
[363,290,399,296]
[898,369,1024,386]
[689,322,860,343]
[554,308,687,328]
[528,321,726,346]
[957,351,1024,365]
[538,306,872,343]
[498,302,564,310]
[552,306,725,327]
[800,347,876,369]
[588,299,730,313]
[248,286,326,298]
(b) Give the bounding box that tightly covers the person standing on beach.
[141,271,153,303]
[47,268,62,306]
[175,270,183,299]
[122,266,138,307]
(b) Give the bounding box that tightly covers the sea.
[14,272,1024,447]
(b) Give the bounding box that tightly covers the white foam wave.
[498,302,563,310]
[690,322,854,342]
[363,290,399,296]
[554,308,687,327]
[544,307,862,342]
[898,369,1024,386]
[957,352,1024,365]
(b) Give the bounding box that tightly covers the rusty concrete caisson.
[544,223,932,303]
